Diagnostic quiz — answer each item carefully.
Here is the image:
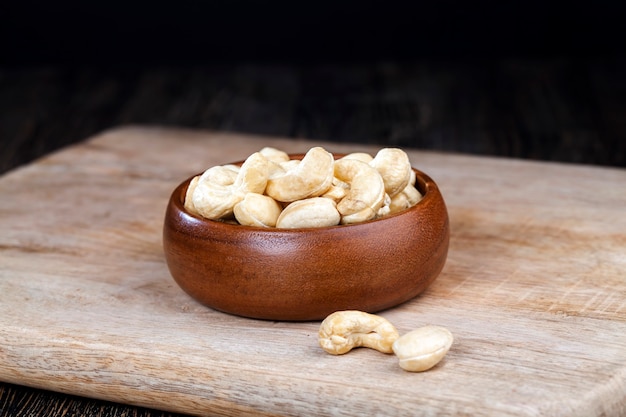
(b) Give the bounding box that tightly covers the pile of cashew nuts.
[319,310,453,372]
[183,146,422,227]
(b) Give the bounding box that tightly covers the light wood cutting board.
[1,126,625,416]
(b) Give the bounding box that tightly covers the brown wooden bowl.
[163,155,449,321]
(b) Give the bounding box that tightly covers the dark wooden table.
[2,58,625,177]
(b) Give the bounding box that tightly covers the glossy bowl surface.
[163,155,449,321]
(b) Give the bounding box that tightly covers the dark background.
[4,1,626,63]
[2,1,625,176]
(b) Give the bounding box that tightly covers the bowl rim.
[170,153,441,233]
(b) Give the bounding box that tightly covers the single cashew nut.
[265,147,334,202]
[341,152,374,163]
[389,184,423,214]
[233,192,282,227]
[276,197,340,229]
[190,152,269,219]
[185,165,240,216]
[333,159,385,224]
[369,148,412,198]
[321,177,349,203]
[318,310,400,355]
[183,175,201,216]
[278,159,301,171]
[234,152,270,195]
[259,146,290,164]
[198,165,239,186]
[376,193,392,218]
[392,325,454,372]
[388,168,422,214]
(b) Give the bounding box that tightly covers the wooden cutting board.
[1,126,625,417]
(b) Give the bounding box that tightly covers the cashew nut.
[318,311,400,355]
[184,145,421,225]
[278,159,301,172]
[265,147,334,202]
[191,152,269,220]
[321,177,349,203]
[392,326,453,372]
[198,165,239,186]
[233,192,282,227]
[409,167,416,187]
[185,165,240,216]
[376,193,392,218]
[259,146,290,164]
[276,197,340,229]
[389,184,422,214]
[341,152,374,163]
[369,148,412,198]
[183,175,201,216]
[333,159,386,224]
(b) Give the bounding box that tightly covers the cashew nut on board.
[184,145,422,227]
[318,310,400,355]
[392,326,454,372]
[319,311,454,373]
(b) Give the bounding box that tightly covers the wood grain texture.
[0,382,185,417]
[0,126,625,417]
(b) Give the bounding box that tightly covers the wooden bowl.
[163,156,449,321]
